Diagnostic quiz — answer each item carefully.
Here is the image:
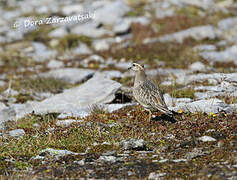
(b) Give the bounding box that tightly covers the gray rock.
[9,129,25,137]
[189,62,206,72]
[33,123,40,128]
[98,155,117,163]
[156,8,175,19]
[193,44,216,51]
[30,73,122,115]
[194,92,224,100]
[194,85,226,92]
[164,93,174,107]
[0,80,6,87]
[120,139,146,150]
[185,148,207,160]
[62,4,83,15]
[72,43,92,55]
[164,93,193,108]
[28,42,57,62]
[56,119,82,127]
[57,108,91,119]
[128,17,150,26]
[10,103,34,119]
[33,148,78,160]
[218,17,237,31]
[170,0,215,9]
[80,55,105,67]
[102,150,117,156]
[155,1,175,19]
[115,61,133,70]
[172,98,232,114]
[113,18,131,35]
[71,22,112,38]
[0,102,6,111]
[176,73,237,85]
[48,27,68,38]
[93,0,130,25]
[101,103,134,113]
[199,45,237,65]
[198,136,216,142]
[75,159,85,166]
[3,88,19,97]
[40,68,95,84]
[148,172,166,179]
[144,25,220,44]
[100,70,123,79]
[172,159,187,163]
[92,38,114,51]
[217,17,237,43]
[47,59,64,69]
[0,108,16,130]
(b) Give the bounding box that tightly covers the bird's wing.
[135,80,172,115]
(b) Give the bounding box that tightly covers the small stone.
[56,119,81,127]
[9,129,25,137]
[93,0,130,25]
[185,148,207,160]
[193,44,216,51]
[3,89,19,97]
[158,159,169,163]
[34,148,78,159]
[0,80,6,87]
[62,4,83,15]
[148,172,166,179]
[48,28,68,38]
[75,159,85,166]
[72,43,92,55]
[199,45,237,65]
[189,61,206,72]
[144,25,220,44]
[33,123,40,128]
[40,68,95,84]
[172,159,187,163]
[47,59,64,69]
[92,38,114,51]
[113,18,131,35]
[0,102,6,111]
[98,155,117,163]
[120,139,146,151]
[198,136,216,142]
[29,42,57,62]
[102,150,116,156]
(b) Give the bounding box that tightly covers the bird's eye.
[133,64,135,66]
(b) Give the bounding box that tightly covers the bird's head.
[128,63,144,72]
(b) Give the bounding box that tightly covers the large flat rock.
[40,68,95,84]
[29,73,122,115]
[171,99,233,114]
[143,25,220,44]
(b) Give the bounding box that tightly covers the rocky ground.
[0,0,237,179]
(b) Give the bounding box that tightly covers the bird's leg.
[147,109,152,122]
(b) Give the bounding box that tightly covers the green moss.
[15,161,32,170]
[90,104,108,115]
[13,77,72,93]
[0,50,35,72]
[0,107,236,178]
[172,88,195,99]
[57,34,92,52]
[25,26,53,44]
[14,93,34,104]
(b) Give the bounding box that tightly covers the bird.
[128,63,174,121]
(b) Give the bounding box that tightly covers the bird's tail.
[158,106,174,117]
